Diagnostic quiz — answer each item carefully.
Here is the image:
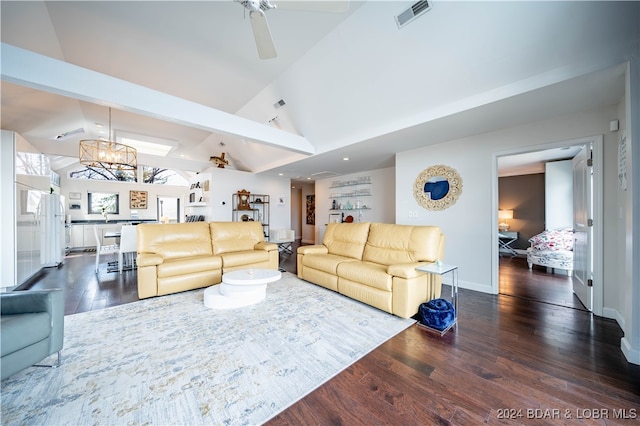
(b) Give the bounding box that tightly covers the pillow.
[529,228,574,251]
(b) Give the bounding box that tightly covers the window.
[70,166,136,182]
[142,166,188,185]
[88,192,119,215]
[15,152,50,176]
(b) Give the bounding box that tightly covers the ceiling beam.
[0,43,315,155]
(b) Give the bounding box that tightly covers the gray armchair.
[1,289,64,380]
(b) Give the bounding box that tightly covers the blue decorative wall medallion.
[413,165,463,211]
[423,178,449,201]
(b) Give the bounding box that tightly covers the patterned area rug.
[1,273,414,425]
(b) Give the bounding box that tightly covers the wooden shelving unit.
[232,193,270,238]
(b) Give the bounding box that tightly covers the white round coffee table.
[204,268,282,309]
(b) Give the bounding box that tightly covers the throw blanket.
[419,298,455,331]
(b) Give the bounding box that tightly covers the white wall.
[59,171,187,222]
[396,105,621,298]
[290,185,302,240]
[314,167,395,243]
[620,60,640,364]
[1,131,16,289]
[188,166,292,231]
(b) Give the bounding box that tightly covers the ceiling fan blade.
[250,11,277,59]
[275,0,350,13]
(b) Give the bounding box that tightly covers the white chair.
[94,225,119,273]
[118,225,138,274]
[270,229,295,255]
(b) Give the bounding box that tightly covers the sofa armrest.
[1,289,63,315]
[255,241,278,252]
[137,253,164,267]
[0,289,64,353]
[297,245,328,255]
[388,262,436,279]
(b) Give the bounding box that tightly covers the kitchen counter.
[70,219,157,225]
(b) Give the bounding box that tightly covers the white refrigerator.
[38,193,66,267]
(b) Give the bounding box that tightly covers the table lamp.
[498,209,514,231]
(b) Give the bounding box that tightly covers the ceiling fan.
[235,0,350,60]
[236,0,278,60]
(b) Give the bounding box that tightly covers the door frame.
[491,135,604,316]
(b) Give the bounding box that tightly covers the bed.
[526,228,574,276]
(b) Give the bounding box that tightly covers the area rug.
[1,273,414,425]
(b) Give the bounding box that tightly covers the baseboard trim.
[602,307,625,330]
[621,337,640,365]
[459,279,493,294]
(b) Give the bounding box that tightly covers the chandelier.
[79,108,137,170]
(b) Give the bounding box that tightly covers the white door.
[572,145,593,311]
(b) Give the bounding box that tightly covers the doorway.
[493,136,603,314]
[157,196,181,223]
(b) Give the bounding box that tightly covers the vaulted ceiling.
[1,1,636,181]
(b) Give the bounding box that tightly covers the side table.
[498,231,518,256]
[415,263,459,334]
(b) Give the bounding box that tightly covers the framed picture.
[130,190,148,209]
[278,196,285,206]
[68,192,82,200]
[306,194,315,225]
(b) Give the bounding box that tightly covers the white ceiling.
[0,1,634,182]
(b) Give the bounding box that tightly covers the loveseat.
[136,221,278,299]
[1,289,64,380]
[297,222,445,318]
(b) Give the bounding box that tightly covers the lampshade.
[498,209,514,220]
[79,140,137,171]
[79,108,137,170]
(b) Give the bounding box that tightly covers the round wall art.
[413,164,463,211]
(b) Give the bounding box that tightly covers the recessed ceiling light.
[343,157,349,161]
[278,173,283,176]
[95,123,103,128]
[307,177,311,180]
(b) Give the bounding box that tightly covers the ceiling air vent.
[395,0,431,29]
[52,127,84,140]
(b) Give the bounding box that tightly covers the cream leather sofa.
[297,222,445,318]
[137,221,278,299]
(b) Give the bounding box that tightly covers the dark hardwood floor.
[24,243,640,424]
[499,255,587,311]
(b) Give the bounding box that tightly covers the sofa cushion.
[362,223,441,266]
[138,222,213,259]
[322,222,371,260]
[1,313,50,356]
[302,253,357,274]
[210,222,265,255]
[337,261,392,291]
[219,250,270,268]
[529,228,574,251]
[157,255,222,278]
